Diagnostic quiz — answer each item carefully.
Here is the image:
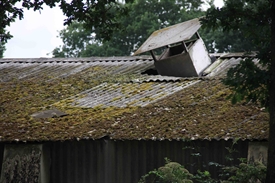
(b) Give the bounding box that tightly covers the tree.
[268,1,275,182]
[0,0,133,56]
[53,0,262,57]
[202,0,275,181]
[201,27,259,53]
[53,0,206,57]
[0,43,5,58]
[52,21,94,57]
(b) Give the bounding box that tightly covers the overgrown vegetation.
[139,160,267,183]
[139,158,194,183]
[139,143,267,183]
[221,161,266,183]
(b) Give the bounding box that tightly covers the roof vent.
[134,18,211,77]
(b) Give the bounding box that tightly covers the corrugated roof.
[0,54,268,142]
[205,52,258,77]
[70,80,198,108]
[134,18,201,55]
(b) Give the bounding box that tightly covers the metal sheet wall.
[0,143,5,177]
[49,139,248,183]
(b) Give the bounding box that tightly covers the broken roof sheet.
[0,54,269,142]
[134,18,201,55]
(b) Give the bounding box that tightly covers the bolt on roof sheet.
[134,18,201,55]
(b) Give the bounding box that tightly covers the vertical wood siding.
[49,139,248,183]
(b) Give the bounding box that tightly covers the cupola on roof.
[134,18,201,55]
[134,18,211,77]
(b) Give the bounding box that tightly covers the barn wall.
[0,143,4,177]
[49,139,249,183]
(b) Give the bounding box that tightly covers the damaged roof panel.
[134,18,201,55]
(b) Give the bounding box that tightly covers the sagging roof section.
[134,18,201,55]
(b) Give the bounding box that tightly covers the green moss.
[0,70,269,142]
[111,96,123,102]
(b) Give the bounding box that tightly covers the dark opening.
[141,68,159,75]
[169,44,185,56]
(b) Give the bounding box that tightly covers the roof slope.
[0,54,268,142]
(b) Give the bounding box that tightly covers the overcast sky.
[4,5,65,58]
[4,0,224,58]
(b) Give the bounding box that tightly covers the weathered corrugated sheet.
[134,18,201,55]
[204,58,242,77]
[69,80,199,108]
[0,56,153,63]
[49,139,248,183]
[205,56,259,77]
[0,57,153,82]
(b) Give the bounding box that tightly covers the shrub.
[139,159,193,183]
[221,160,266,183]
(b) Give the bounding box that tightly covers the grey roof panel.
[0,57,154,82]
[67,80,199,108]
[134,18,201,55]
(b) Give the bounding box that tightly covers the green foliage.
[223,58,269,107]
[60,0,132,41]
[221,160,266,183]
[201,27,258,53]
[1,0,25,43]
[140,140,267,183]
[139,159,194,183]
[52,0,263,57]
[0,0,133,46]
[202,0,271,54]
[203,1,274,181]
[193,170,216,183]
[53,0,206,57]
[202,0,271,107]
[139,159,267,183]
[0,42,5,58]
[52,21,93,57]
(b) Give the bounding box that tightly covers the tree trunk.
[266,1,275,182]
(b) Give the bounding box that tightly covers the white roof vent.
[134,18,211,77]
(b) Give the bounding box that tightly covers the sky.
[4,0,224,58]
[4,5,65,58]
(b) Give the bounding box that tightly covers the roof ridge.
[0,56,154,63]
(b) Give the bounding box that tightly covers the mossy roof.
[0,55,269,142]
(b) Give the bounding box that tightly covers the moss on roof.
[110,79,268,140]
[0,63,269,142]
